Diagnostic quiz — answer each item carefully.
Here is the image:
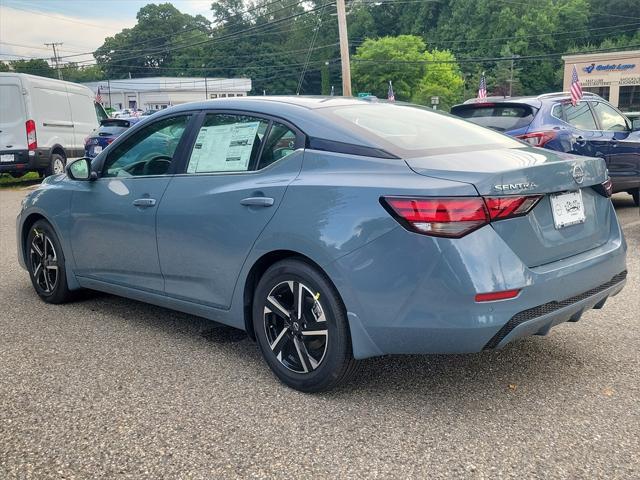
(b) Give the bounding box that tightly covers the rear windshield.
[97,125,128,136]
[451,105,536,131]
[321,103,522,156]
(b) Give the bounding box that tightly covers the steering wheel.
[143,155,172,176]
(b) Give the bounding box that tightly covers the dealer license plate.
[550,190,586,229]
[92,146,102,154]
[1,154,15,163]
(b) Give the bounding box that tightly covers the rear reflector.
[381,195,541,238]
[26,120,37,151]
[516,130,557,147]
[475,289,520,302]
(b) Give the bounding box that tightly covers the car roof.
[152,96,409,149]
[456,92,606,109]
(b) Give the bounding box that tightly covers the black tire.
[26,220,74,304]
[252,258,358,392]
[45,153,66,177]
[631,188,639,207]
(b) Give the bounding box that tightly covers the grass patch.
[0,172,41,187]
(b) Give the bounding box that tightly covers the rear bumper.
[326,205,627,359]
[0,149,49,173]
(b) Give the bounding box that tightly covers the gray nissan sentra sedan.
[17,97,627,392]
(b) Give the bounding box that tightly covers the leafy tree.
[0,62,10,72]
[352,35,463,106]
[352,35,429,100]
[412,50,464,109]
[94,3,210,79]
[9,59,55,77]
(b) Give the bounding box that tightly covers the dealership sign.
[583,63,636,74]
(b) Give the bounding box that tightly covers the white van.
[0,73,108,177]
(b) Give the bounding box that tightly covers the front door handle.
[610,138,619,148]
[240,197,274,207]
[575,136,587,146]
[132,198,157,208]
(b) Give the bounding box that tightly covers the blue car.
[17,97,627,391]
[451,93,640,206]
[84,118,141,158]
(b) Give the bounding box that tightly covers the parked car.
[451,92,640,205]
[84,118,141,158]
[18,97,627,392]
[113,108,144,118]
[141,109,160,116]
[0,73,108,177]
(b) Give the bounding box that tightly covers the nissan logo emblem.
[572,164,585,184]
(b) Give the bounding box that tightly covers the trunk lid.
[405,146,613,267]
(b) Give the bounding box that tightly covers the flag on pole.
[477,72,487,100]
[570,65,583,106]
[387,81,395,102]
[95,86,102,104]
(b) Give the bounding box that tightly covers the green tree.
[9,59,55,78]
[0,62,10,72]
[94,3,210,79]
[352,35,429,100]
[412,50,464,109]
[352,35,463,106]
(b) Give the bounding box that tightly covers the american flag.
[95,86,102,104]
[478,72,487,100]
[570,65,583,106]
[387,81,395,102]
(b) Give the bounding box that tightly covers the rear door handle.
[132,198,157,208]
[240,197,274,207]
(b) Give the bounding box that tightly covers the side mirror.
[66,157,98,181]
[632,119,640,132]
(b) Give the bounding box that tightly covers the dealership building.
[83,76,252,111]
[562,50,640,111]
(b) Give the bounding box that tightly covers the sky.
[0,0,215,63]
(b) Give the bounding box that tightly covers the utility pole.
[336,0,351,96]
[508,55,519,97]
[44,42,63,80]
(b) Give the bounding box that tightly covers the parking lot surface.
[1,187,638,479]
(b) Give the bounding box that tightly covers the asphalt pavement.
[1,187,638,479]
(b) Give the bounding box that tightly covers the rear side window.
[452,105,535,132]
[186,114,269,173]
[323,104,522,156]
[554,102,598,130]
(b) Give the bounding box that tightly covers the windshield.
[322,103,523,157]
[451,105,536,132]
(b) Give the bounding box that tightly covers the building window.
[583,86,610,101]
[618,85,640,112]
[210,94,218,99]
[228,93,235,97]
[220,93,227,98]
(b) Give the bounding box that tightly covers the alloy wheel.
[263,280,329,374]
[29,229,59,294]
[53,157,65,175]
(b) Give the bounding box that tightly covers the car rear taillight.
[381,195,542,238]
[483,196,542,220]
[516,130,557,147]
[592,177,613,198]
[26,120,37,150]
[381,197,489,238]
[106,138,115,144]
